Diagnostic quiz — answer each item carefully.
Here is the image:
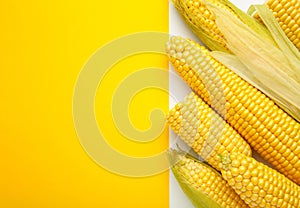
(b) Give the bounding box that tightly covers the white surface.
[169,1,265,207]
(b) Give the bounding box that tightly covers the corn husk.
[168,150,222,208]
[171,0,275,52]
[250,5,300,81]
[171,0,230,52]
[217,0,275,45]
[207,3,300,122]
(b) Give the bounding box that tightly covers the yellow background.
[1,1,169,207]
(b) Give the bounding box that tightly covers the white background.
[169,1,265,207]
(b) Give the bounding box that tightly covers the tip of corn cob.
[167,91,252,172]
[166,36,206,59]
[167,102,183,135]
[166,36,227,116]
[170,149,250,208]
[170,0,231,52]
[171,0,276,52]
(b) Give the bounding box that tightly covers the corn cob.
[166,36,300,185]
[220,153,300,208]
[169,150,249,208]
[171,0,235,52]
[266,0,300,50]
[167,92,252,171]
[172,0,275,52]
[225,3,300,123]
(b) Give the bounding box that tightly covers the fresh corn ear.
[220,153,300,208]
[208,3,300,122]
[166,36,300,185]
[168,150,249,208]
[171,0,233,52]
[167,92,252,171]
[266,0,300,51]
[171,0,275,52]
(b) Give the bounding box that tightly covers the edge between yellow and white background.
[169,1,265,207]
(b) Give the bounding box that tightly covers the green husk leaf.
[168,150,222,208]
[171,0,229,52]
[216,0,276,45]
[211,51,300,122]
[208,3,300,122]
[210,51,258,84]
[247,3,257,17]
[251,4,300,81]
[172,0,276,53]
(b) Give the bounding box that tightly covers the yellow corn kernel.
[171,0,237,52]
[167,92,252,171]
[166,36,300,185]
[266,0,300,50]
[170,150,249,208]
[221,153,300,208]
